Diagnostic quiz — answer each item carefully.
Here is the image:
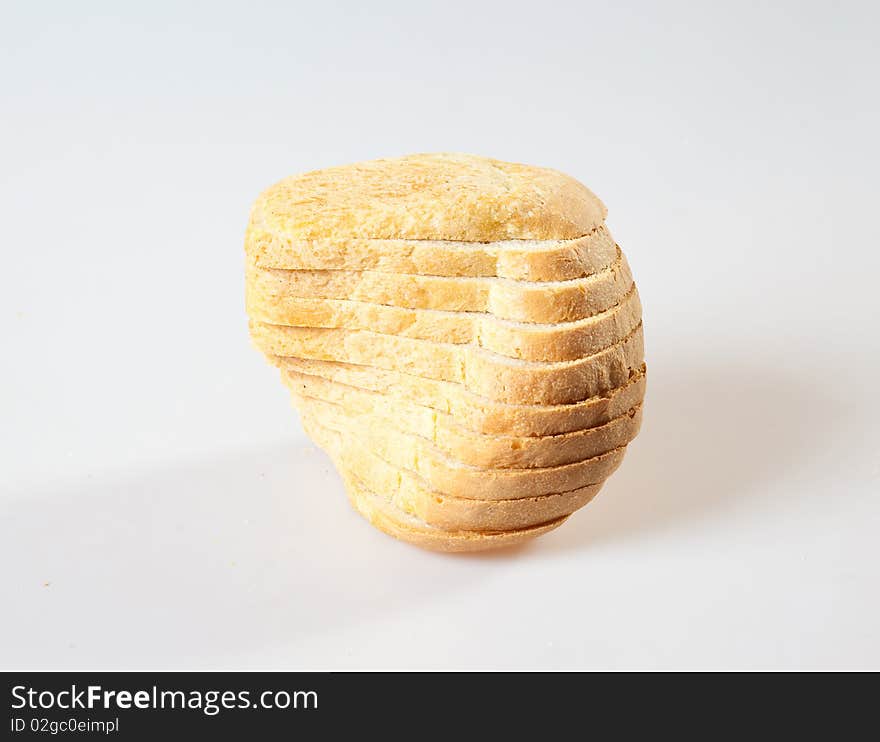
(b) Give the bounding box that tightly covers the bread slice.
[248,277,641,364]
[252,320,644,405]
[296,394,635,499]
[339,470,568,552]
[245,248,631,325]
[287,382,641,470]
[283,367,644,462]
[302,411,603,531]
[277,357,647,437]
[247,226,619,282]
[249,152,605,242]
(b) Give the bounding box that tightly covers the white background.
[2,1,878,670]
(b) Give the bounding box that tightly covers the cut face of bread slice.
[252,321,644,405]
[250,153,606,244]
[247,226,619,282]
[246,248,631,324]
[248,279,641,363]
[297,395,635,499]
[283,367,644,461]
[288,382,641,470]
[303,412,603,531]
[339,470,568,552]
[278,358,647,437]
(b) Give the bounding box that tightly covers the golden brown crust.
[299,395,635,498]
[278,358,647,437]
[253,320,644,405]
[283,366,644,457]
[245,228,619,282]
[247,273,641,363]
[252,153,606,243]
[303,412,597,532]
[339,470,568,552]
[246,251,632,324]
[290,384,641,472]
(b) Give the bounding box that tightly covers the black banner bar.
[3,671,862,737]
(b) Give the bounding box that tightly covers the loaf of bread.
[245,153,646,551]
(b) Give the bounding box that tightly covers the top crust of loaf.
[254,153,607,242]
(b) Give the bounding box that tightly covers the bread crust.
[246,248,631,325]
[278,357,646,436]
[281,361,645,438]
[303,412,603,531]
[299,396,636,499]
[288,382,641,471]
[253,321,644,405]
[251,153,606,244]
[248,277,641,363]
[246,226,619,282]
[339,471,568,552]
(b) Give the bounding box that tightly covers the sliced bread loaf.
[245,153,646,550]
